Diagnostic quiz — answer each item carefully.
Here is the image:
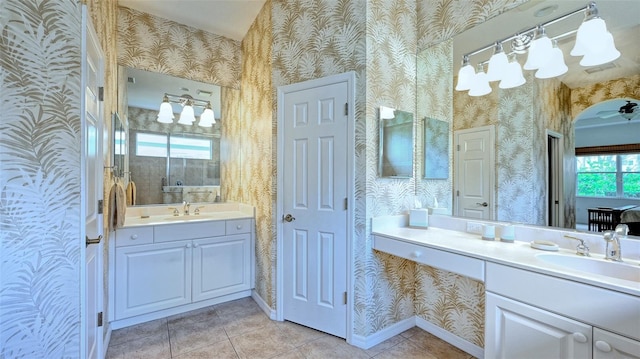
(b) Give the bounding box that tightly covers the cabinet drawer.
[154,220,226,243]
[115,226,154,247]
[373,235,485,282]
[226,219,252,235]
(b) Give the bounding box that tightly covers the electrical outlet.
[467,222,483,234]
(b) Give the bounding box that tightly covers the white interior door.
[82,8,104,359]
[546,131,564,227]
[454,126,494,220]
[280,77,349,338]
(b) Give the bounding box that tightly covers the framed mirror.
[424,117,449,179]
[112,112,126,178]
[378,106,414,178]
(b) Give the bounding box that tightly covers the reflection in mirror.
[424,117,449,179]
[379,107,414,178]
[417,0,640,229]
[125,67,223,205]
[112,112,126,178]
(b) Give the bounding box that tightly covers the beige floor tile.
[215,297,262,317]
[399,326,424,339]
[297,336,369,359]
[406,330,471,359]
[169,319,229,356]
[221,310,272,338]
[171,339,239,359]
[270,349,306,359]
[230,322,297,359]
[109,318,168,346]
[109,330,171,359]
[271,320,326,347]
[372,339,437,359]
[167,305,218,328]
[364,334,406,357]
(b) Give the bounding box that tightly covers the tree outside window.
[577,154,640,198]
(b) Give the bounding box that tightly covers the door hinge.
[98,87,104,101]
[456,190,460,197]
[457,144,460,151]
[343,292,347,305]
[97,312,103,327]
[344,103,348,116]
[97,199,104,214]
[344,198,348,210]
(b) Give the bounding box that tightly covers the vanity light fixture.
[157,94,216,127]
[455,1,619,96]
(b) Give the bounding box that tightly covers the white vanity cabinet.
[486,262,640,359]
[113,218,254,326]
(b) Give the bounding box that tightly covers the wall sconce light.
[157,94,216,127]
[455,1,619,96]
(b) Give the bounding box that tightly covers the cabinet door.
[115,242,192,319]
[594,328,640,359]
[486,292,592,359]
[192,234,251,302]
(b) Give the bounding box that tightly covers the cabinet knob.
[185,243,192,248]
[130,234,138,240]
[411,251,422,258]
[193,243,199,248]
[572,332,588,343]
[595,340,612,353]
[236,225,242,230]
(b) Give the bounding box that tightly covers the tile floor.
[107,297,475,359]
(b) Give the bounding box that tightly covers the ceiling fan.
[597,101,639,121]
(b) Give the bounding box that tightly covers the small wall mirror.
[112,112,126,178]
[424,117,449,179]
[378,106,414,178]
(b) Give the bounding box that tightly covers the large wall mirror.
[417,0,639,228]
[122,67,233,205]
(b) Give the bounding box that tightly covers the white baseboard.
[416,317,484,359]
[350,317,415,349]
[252,290,277,320]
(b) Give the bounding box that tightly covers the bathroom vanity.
[109,204,255,329]
[372,215,640,359]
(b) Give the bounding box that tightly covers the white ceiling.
[118,0,267,41]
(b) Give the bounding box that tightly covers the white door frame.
[80,5,104,359]
[545,129,564,227]
[453,125,496,220]
[276,71,356,343]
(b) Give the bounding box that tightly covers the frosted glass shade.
[524,35,553,70]
[469,70,491,97]
[198,108,216,127]
[571,18,608,56]
[535,47,568,79]
[579,32,620,66]
[499,61,526,89]
[157,101,174,124]
[178,105,196,125]
[487,51,509,82]
[455,64,475,91]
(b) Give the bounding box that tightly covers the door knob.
[85,235,102,247]
[283,214,296,222]
[476,202,488,207]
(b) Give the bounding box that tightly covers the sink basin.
[536,253,640,282]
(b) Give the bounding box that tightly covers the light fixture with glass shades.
[455,1,620,96]
[156,93,217,127]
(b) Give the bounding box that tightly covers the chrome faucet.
[603,224,627,262]
[564,235,590,257]
[183,201,190,216]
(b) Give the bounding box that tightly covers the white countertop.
[122,203,254,228]
[373,225,640,297]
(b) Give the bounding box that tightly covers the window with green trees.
[577,153,640,198]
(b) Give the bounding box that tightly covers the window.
[576,153,640,198]
[136,132,212,160]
